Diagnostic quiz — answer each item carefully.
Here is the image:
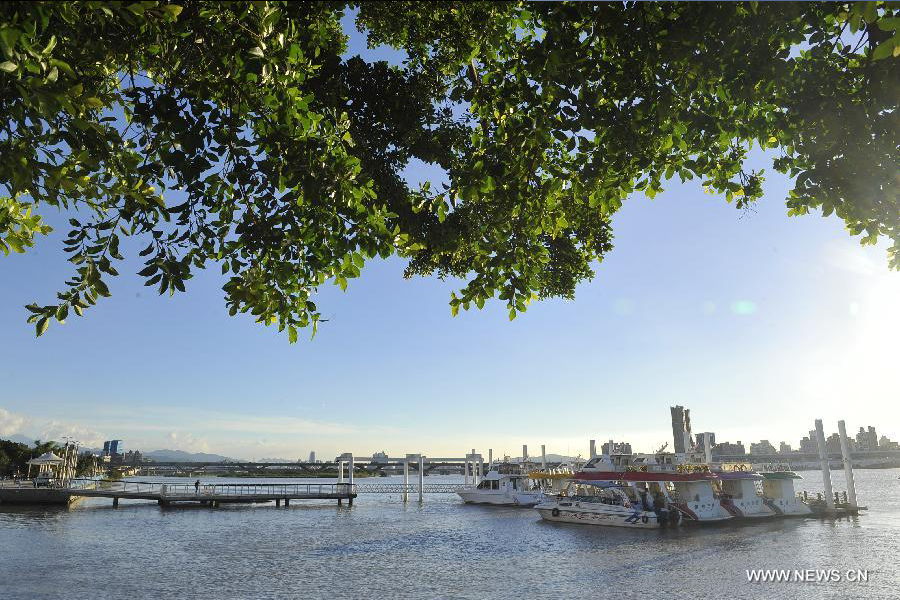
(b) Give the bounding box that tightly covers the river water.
[1,469,898,599]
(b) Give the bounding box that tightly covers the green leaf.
[163,5,184,19]
[288,325,298,343]
[0,61,18,73]
[36,316,49,337]
[83,97,104,109]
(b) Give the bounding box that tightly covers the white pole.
[403,459,409,502]
[348,455,354,487]
[418,456,425,502]
[541,444,547,471]
[471,449,477,485]
[814,419,835,511]
[463,458,469,486]
[589,439,596,459]
[703,432,713,465]
[479,458,484,483]
[837,420,857,507]
[338,461,344,483]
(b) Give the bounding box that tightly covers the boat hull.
[535,503,662,528]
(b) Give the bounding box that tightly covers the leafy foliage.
[1,1,897,339]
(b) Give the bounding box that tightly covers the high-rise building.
[695,432,716,452]
[779,442,792,454]
[601,441,632,455]
[856,426,879,451]
[308,451,316,463]
[670,405,694,454]
[101,440,123,457]
[879,436,899,450]
[712,441,746,456]
[749,440,777,455]
[799,433,817,453]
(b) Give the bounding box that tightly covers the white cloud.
[0,407,28,436]
[40,421,106,448]
[165,431,211,453]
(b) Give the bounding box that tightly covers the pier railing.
[67,479,356,498]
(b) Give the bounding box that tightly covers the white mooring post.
[338,461,344,483]
[471,449,477,485]
[479,457,484,484]
[403,459,409,503]
[589,439,596,459]
[348,455,354,487]
[418,456,425,502]
[814,419,835,511]
[541,444,547,470]
[703,432,713,465]
[838,420,857,507]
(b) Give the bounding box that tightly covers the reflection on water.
[2,469,898,599]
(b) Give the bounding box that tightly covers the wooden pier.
[0,480,358,508]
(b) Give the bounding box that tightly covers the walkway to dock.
[67,480,357,507]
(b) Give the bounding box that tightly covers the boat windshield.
[568,483,630,506]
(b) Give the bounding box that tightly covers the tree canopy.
[1,1,897,340]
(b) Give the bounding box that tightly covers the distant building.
[879,436,899,450]
[712,441,746,456]
[123,450,143,465]
[799,432,818,453]
[856,426,878,451]
[749,440,777,455]
[670,405,695,454]
[308,451,316,463]
[372,451,389,464]
[695,432,716,452]
[601,442,632,455]
[825,433,843,453]
[101,440,124,464]
[778,442,792,454]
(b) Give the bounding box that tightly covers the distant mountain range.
[5,434,37,445]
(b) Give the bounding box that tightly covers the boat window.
[512,479,518,490]
[492,480,499,490]
[477,481,489,489]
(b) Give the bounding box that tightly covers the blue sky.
[1,14,897,460]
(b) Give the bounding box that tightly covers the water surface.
[1,469,898,599]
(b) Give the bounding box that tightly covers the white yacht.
[456,463,544,507]
[535,480,680,528]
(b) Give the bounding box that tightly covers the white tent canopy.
[27,452,64,465]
